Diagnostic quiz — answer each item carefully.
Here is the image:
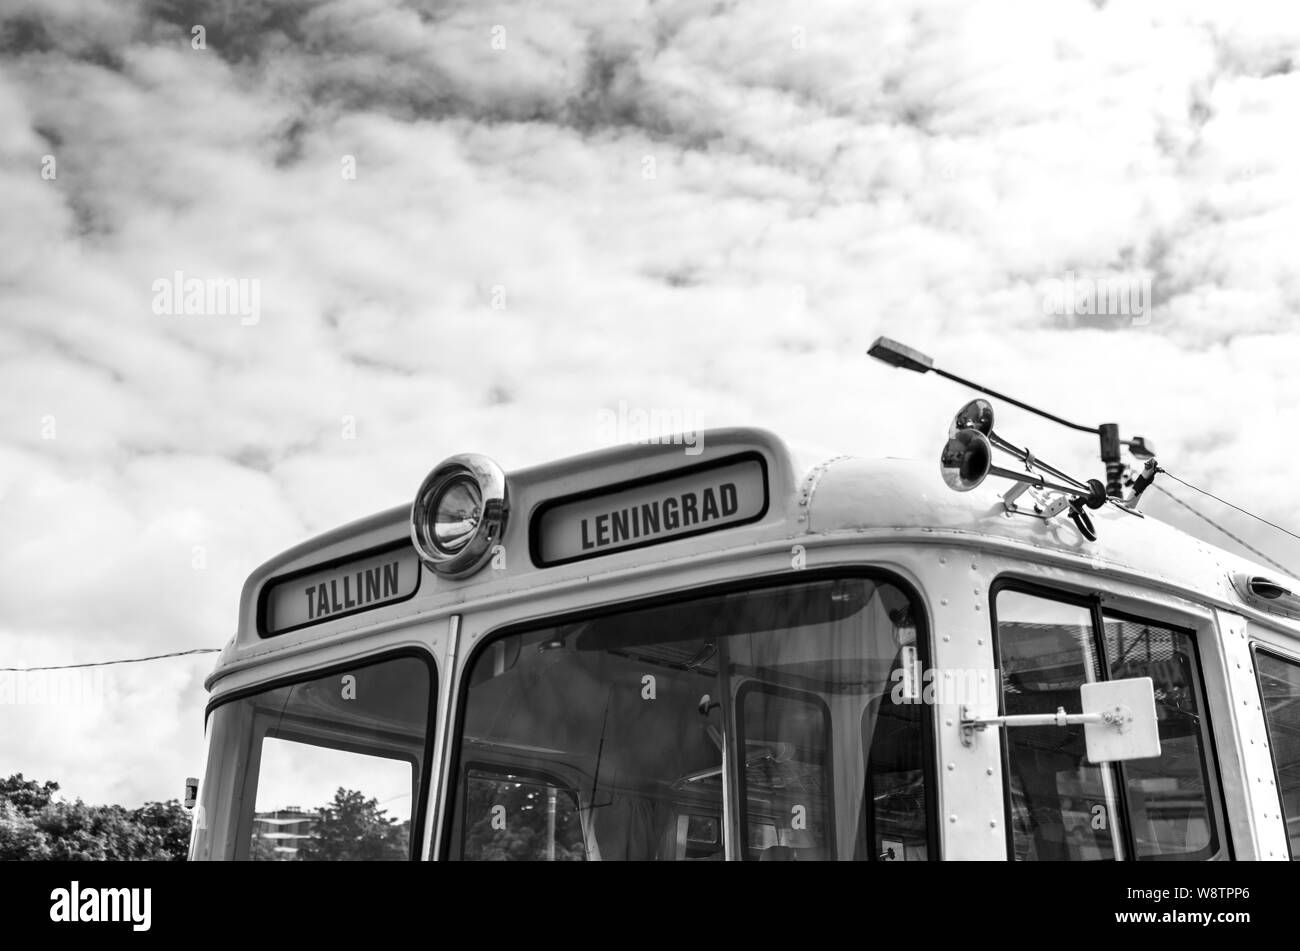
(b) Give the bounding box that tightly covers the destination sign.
[533,456,768,566]
[262,544,421,636]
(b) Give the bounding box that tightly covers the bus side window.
[995,588,1225,861]
[1254,650,1300,860]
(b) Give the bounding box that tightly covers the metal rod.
[987,464,1091,500]
[546,786,557,861]
[932,367,1100,435]
[967,710,1104,729]
[988,433,1090,490]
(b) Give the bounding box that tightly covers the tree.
[0,774,60,815]
[297,787,407,861]
[0,774,191,861]
[131,800,192,860]
[0,800,52,860]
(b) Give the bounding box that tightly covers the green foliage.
[0,774,191,861]
[296,787,408,861]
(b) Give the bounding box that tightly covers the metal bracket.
[1001,481,1030,513]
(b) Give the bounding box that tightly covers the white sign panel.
[534,457,768,566]
[263,545,421,635]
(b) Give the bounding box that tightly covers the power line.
[1160,469,1300,544]
[1151,482,1296,577]
[0,647,221,673]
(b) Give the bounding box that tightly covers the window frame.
[734,681,836,860]
[1250,643,1300,861]
[202,648,439,861]
[440,567,939,861]
[989,578,1230,861]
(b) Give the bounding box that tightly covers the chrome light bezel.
[410,453,508,578]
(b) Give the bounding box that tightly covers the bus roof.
[209,427,1300,688]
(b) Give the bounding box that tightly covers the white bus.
[188,419,1300,861]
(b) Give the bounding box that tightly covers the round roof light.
[410,454,508,578]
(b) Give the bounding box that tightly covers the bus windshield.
[447,575,932,860]
[191,654,433,861]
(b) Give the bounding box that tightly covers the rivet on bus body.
[986,768,994,776]
[971,563,978,570]
[989,821,997,828]
[941,598,949,606]
[945,719,953,727]
[977,638,984,646]
[949,815,957,823]
[946,763,954,771]
[943,634,950,642]
[939,556,947,565]
[974,605,981,612]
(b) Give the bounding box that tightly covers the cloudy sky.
[2,0,1300,807]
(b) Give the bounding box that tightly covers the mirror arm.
[959,704,1128,748]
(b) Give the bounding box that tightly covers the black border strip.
[202,647,438,862]
[439,566,939,861]
[527,451,770,569]
[256,538,422,639]
[1249,643,1300,861]
[988,577,1231,862]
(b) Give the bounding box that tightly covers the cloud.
[2,0,1300,805]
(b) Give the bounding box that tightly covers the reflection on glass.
[450,577,931,861]
[462,770,586,861]
[1256,651,1300,860]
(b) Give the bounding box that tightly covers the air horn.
[940,399,1108,539]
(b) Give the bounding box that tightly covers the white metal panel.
[1215,611,1291,859]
